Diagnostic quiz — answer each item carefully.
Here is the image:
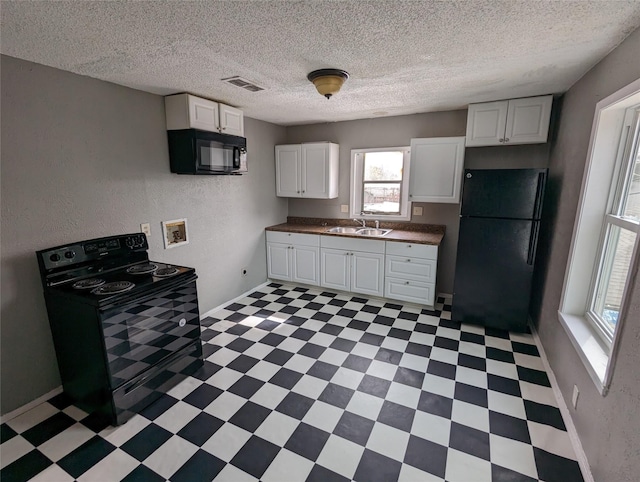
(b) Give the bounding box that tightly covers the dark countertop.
[266,217,445,246]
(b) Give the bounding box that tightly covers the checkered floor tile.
[1,283,585,482]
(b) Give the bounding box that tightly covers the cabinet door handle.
[302,190,305,194]
[405,281,409,285]
[407,245,412,248]
[406,258,411,262]
[297,191,300,194]
[499,138,504,143]
[504,138,509,143]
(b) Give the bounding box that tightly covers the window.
[350,147,411,221]
[588,108,640,342]
[559,78,640,394]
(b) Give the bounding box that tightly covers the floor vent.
[222,76,265,92]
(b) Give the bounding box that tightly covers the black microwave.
[167,129,247,175]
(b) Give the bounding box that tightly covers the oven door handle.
[98,274,197,313]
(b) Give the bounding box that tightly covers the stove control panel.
[38,233,149,272]
[124,233,147,250]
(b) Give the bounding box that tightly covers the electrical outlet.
[572,385,579,409]
[340,204,349,213]
[140,223,151,236]
[413,206,423,216]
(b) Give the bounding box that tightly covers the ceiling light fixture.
[307,69,349,99]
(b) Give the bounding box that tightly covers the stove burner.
[91,281,135,295]
[126,263,158,275]
[72,278,105,290]
[154,267,179,278]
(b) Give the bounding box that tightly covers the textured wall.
[533,28,640,481]
[0,55,287,414]
[286,115,550,294]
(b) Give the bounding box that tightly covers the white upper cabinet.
[218,103,244,137]
[275,142,339,199]
[165,93,244,137]
[409,137,466,203]
[465,95,552,146]
[275,145,302,197]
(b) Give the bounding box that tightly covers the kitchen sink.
[356,228,392,236]
[326,226,360,234]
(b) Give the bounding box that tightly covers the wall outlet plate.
[341,204,349,213]
[140,223,151,236]
[413,206,423,216]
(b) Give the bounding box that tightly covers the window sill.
[557,312,609,395]
[351,213,411,222]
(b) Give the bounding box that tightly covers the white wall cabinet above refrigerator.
[409,137,466,203]
[465,95,552,146]
[165,93,244,137]
[275,142,339,198]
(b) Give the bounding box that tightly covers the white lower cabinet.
[266,232,320,286]
[267,230,439,306]
[320,237,385,297]
[384,242,438,306]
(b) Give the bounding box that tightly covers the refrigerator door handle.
[533,172,546,219]
[527,221,541,265]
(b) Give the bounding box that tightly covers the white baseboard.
[1,386,63,424]
[201,281,270,319]
[529,323,594,482]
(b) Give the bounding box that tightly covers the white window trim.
[586,108,640,345]
[350,147,411,221]
[559,77,640,395]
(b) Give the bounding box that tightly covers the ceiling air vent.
[222,76,265,92]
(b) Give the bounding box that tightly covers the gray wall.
[286,115,550,294]
[533,28,640,481]
[0,55,287,414]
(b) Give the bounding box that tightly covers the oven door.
[195,138,240,172]
[100,279,201,389]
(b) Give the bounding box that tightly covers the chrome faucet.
[353,218,367,228]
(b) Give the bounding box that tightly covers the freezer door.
[451,217,536,332]
[460,169,546,219]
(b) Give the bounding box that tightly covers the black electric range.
[36,233,204,425]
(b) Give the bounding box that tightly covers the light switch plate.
[141,223,151,237]
[413,206,423,216]
[572,385,579,409]
[341,204,349,213]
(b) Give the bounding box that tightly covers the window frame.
[350,146,411,221]
[559,77,640,395]
[586,107,640,345]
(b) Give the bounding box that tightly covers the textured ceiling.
[2,1,640,126]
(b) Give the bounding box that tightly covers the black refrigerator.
[451,168,547,332]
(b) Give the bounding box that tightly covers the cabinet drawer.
[267,231,319,247]
[321,236,385,253]
[385,256,436,283]
[384,278,435,307]
[385,241,437,260]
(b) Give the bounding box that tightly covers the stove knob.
[49,253,61,262]
[125,237,135,248]
[64,250,76,259]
